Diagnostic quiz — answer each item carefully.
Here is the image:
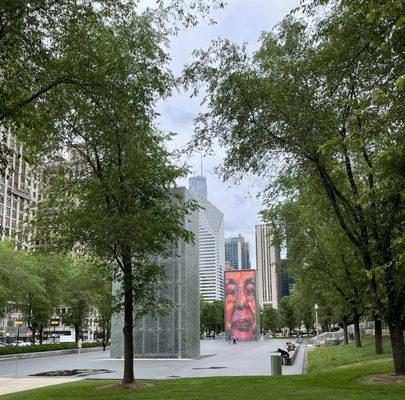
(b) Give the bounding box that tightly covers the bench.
[281,344,300,366]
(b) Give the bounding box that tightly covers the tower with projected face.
[225,270,259,341]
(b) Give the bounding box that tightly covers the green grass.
[309,335,392,373]
[2,336,404,400]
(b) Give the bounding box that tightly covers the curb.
[302,345,308,374]
[0,346,105,362]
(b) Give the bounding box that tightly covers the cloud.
[155,0,300,267]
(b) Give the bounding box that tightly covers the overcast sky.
[155,0,300,267]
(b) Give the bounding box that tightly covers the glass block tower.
[110,187,200,358]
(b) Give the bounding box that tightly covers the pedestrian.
[101,339,107,351]
[232,336,237,345]
[77,338,82,354]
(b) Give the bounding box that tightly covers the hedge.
[0,341,106,355]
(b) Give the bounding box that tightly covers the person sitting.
[277,348,290,358]
[286,341,296,351]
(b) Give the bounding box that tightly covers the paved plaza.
[0,339,306,395]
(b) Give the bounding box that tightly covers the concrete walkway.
[0,377,80,396]
[0,340,306,396]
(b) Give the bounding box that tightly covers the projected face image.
[225,271,256,341]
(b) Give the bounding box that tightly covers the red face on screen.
[225,271,256,340]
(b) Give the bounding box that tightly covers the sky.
[154,0,300,267]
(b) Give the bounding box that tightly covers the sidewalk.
[0,377,80,396]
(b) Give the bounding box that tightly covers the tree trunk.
[39,328,43,344]
[75,325,80,344]
[374,315,383,354]
[342,315,349,345]
[122,255,134,384]
[354,314,361,348]
[107,325,111,343]
[388,317,405,375]
[31,328,36,344]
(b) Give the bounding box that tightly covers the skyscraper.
[255,224,282,309]
[0,129,42,242]
[225,234,251,270]
[280,259,295,298]
[189,175,207,199]
[189,175,225,301]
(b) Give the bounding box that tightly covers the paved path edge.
[302,345,308,374]
[0,347,103,362]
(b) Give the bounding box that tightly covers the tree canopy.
[184,0,404,374]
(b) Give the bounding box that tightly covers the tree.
[61,258,95,344]
[260,307,281,334]
[279,297,297,336]
[18,253,66,344]
[184,2,404,373]
[26,10,199,384]
[0,241,24,319]
[269,182,371,348]
[200,298,225,336]
[290,287,315,336]
[0,241,66,344]
[0,0,223,169]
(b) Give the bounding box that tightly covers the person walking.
[232,335,237,345]
[101,339,107,351]
[77,338,82,354]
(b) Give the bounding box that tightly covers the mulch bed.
[97,382,153,390]
[361,374,405,385]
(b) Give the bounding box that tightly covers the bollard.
[270,353,282,376]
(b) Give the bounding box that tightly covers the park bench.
[281,344,300,366]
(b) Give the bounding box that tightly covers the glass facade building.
[225,235,250,270]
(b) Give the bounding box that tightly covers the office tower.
[189,175,225,301]
[255,224,282,309]
[0,129,42,242]
[280,259,295,298]
[189,175,207,199]
[111,187,200,358]
[225,234,251,270]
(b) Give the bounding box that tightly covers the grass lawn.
[2,336,404,400]
[309,335,393,373]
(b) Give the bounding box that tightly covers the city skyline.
[158,0,300,267]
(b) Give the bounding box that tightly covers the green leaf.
[366,12,377,24]
[395,17,405,28]
[396,77,405,91]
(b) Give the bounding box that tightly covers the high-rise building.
[225,234,251,270]
[189,176,225,301]
[280,259,295,298]
[189,175,207,199]
[255,224,282,309]
[0,129,42,242]
[111,187,200,358]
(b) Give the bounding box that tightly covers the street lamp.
[314,304,319,345]
[15,319,23,345]
[50,318,60,343]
